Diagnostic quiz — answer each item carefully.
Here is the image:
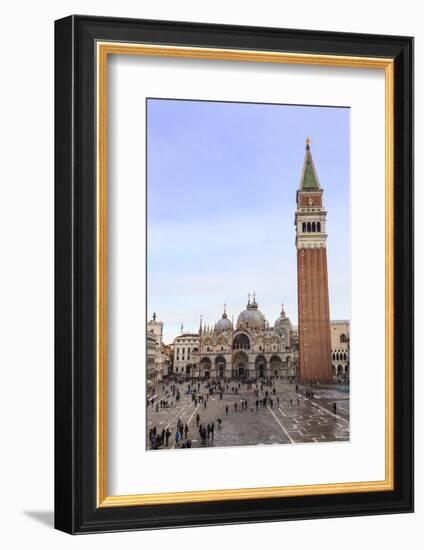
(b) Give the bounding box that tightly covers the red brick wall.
[298,193,322,208]
[297,247,333,383]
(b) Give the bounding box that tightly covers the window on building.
[302,222,306,232]
[340,333,347,343]
[317,221,321,232]
[312,222,316,232]
[233,333,250,350]
[307,222,311,232]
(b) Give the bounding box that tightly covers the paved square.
[146,379,349,450]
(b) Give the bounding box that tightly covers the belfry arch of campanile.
[294,139,333,383]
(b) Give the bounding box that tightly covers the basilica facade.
[189,294,297,380]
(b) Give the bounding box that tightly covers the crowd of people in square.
[147,376,340,450]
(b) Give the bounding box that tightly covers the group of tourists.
[197,421,215,446]
[174,417,192,448]
[147,382,183,411]
[149,417,193,450]
[148,426,172,449]
[149,412,223,450]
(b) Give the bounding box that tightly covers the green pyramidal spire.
[300,138,320,190]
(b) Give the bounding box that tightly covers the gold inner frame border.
[96,42,394,508]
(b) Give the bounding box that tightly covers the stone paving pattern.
[146,379,349,450]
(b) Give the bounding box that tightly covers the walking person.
[175,429,180,447]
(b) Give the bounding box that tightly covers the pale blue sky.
[147,99,350,343]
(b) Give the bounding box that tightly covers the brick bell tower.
[295,139,333,383]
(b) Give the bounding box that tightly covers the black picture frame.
[55,15,414,534]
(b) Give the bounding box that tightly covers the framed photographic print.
[54,15,414,533]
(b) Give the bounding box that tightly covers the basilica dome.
[274,305,292,337]
[215,310,233,332]
[237,294,266,330]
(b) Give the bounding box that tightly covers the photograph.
[146,98,350,451]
